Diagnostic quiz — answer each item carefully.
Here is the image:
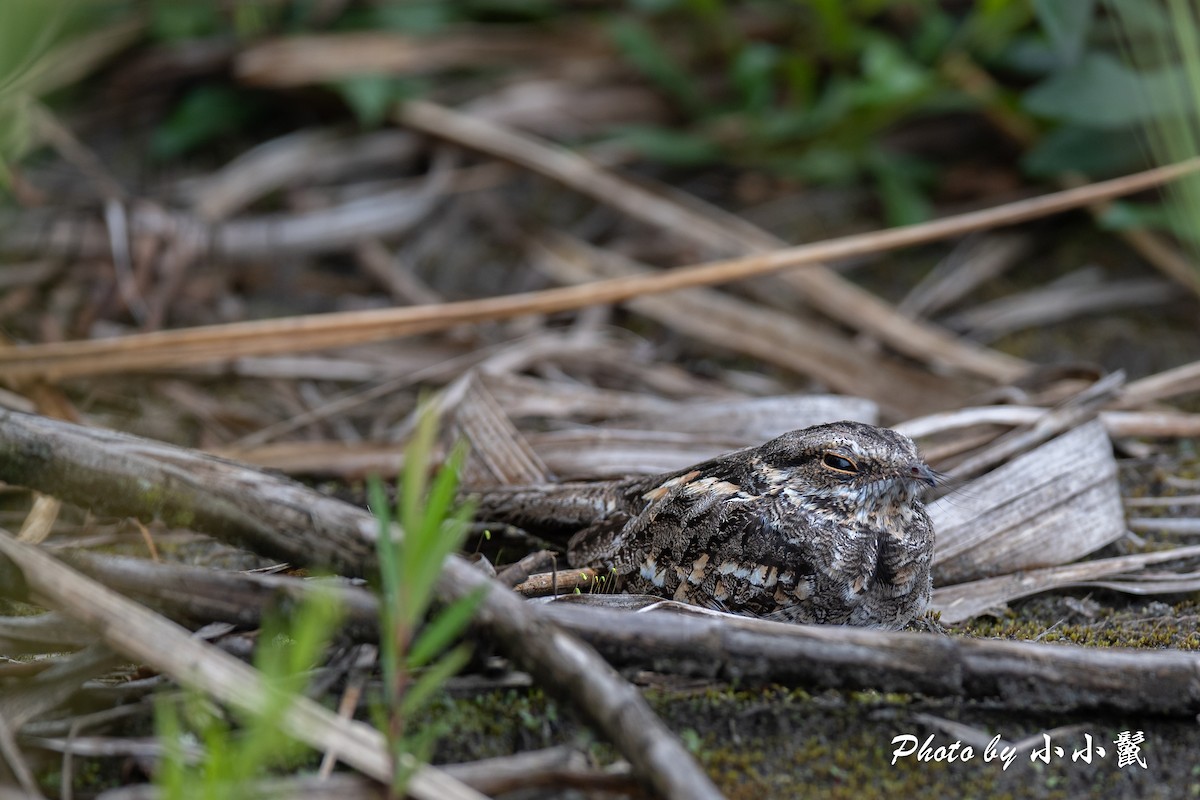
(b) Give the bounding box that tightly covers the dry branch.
[945,277,1175,342]
[3,185,443,262]
[0,645,121,732]
[0,529,486,800]
[1119,358,1200,408]
[0,410,722,800]
[539,603,1200,715]
[16,540,1200,720]
[394,100,1198,383]
[939,372,1122,482]
[57,551,381,642]
[235,29,601,86]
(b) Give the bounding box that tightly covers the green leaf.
[399,644,473,719]
[368,476,400,613]
[912,10,955,64]
[1033,0,1095,66]
[368,475,403,702]
[1104,0,1173,37]
[964,0,1035,57]
[403,507,474,627]
[0,96,33,174]
[401,405,439,543]
[809,0,856,57]
[781,144,860,183]
[857,36,931,105]
[0,0,74,95]
[407,588,485,669]
[153,698,188,799]
[998,35,1064,77]
[868,150,932,227]
[416,442,467,560]
[391,727,442,794]
[1021,124,1147,177]
[1022,53,1184,127]
[150,0,222,41]
[609,18,705,114]
[150,86,259,160]
[335,75,406,128]
[398,410,464,624]
[1099,197,1200,244]
[351,2,455,34]
[607,125,721,166]
[732,42,778,115]
[1097,200,1176,231]
[0,0,79,180]
[281,587,343,677]
[628,0,685,11]
[225,588,342,777]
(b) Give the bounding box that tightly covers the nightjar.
[471,421,938,629]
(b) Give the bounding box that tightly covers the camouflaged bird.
[472,421,938,630]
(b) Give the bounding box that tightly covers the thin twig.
[514,568,597,597]
[3,158,1198,383]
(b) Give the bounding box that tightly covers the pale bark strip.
[931,543,1200,623]
[1119,358,1200,408]
[929,420,1124,585]
[0,409,723,800]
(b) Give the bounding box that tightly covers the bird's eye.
[822,453,858,473]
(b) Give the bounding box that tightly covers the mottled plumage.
[472,421,937,629]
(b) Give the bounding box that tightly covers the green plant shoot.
[154,586,344,800]
[367,405,484,795]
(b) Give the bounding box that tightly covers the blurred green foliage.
[6,1,1200,232]
[155,587,344,800]
[151,86,263,160]
[368,407,483,793]
[603,2,982,222]
[1104,0,1200,251]
[0,0,84,185]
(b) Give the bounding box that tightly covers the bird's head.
[755,421,938,520]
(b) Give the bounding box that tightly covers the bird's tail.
[464,480,632,538]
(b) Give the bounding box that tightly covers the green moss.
[957,596,1200,650]
[417,644,1200,799]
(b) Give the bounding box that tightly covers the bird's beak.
[906,463,938,488]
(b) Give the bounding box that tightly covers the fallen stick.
[0,529,486,800]
[14,543,1200,717]
[0,409,722,800]
[539,603,1200,715]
